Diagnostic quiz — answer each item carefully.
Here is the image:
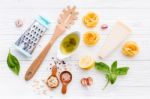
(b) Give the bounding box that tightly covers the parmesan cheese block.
[99,21,132,58]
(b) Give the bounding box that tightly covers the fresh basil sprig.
[7,50,20,75]
[95,61,129,90]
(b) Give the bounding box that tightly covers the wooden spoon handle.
[52,66,57,76]
[61,84,67,94]
[25,35,57,81]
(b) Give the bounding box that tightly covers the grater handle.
[24,34,58,81]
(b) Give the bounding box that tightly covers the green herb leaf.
[116,67,129,75]
[95,62,110,73]
[7,50,20,75]
[111,61,117,73]
[110,73,117,84]
[95,61,129,90]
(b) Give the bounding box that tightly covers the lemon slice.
[79,55,95,70]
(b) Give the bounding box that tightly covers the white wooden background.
[0,0,150,99]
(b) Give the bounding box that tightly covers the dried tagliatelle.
[83,12,99,28]
[83,31,100,46]
[122,41,139,57]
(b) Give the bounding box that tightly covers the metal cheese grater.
[14,16,50,57]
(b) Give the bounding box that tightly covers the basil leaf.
[95,62,110,73]
[7,51,20,75]
[116,67,129,75]
[110,73,117,84]
[111,61,117,73]
[95,61,129,89]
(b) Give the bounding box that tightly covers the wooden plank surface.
[0,0,150,99]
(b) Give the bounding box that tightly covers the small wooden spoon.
[46,66,59,88]
[60,71,72,94]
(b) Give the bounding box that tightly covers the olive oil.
[60,33,80,54]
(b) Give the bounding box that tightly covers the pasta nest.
[122,41,139,57]
[83,31,100,46]
[83,12,99,28]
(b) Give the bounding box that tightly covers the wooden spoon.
[25,6,78,81]
[46,65,59,88]
[60,71,72,94]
